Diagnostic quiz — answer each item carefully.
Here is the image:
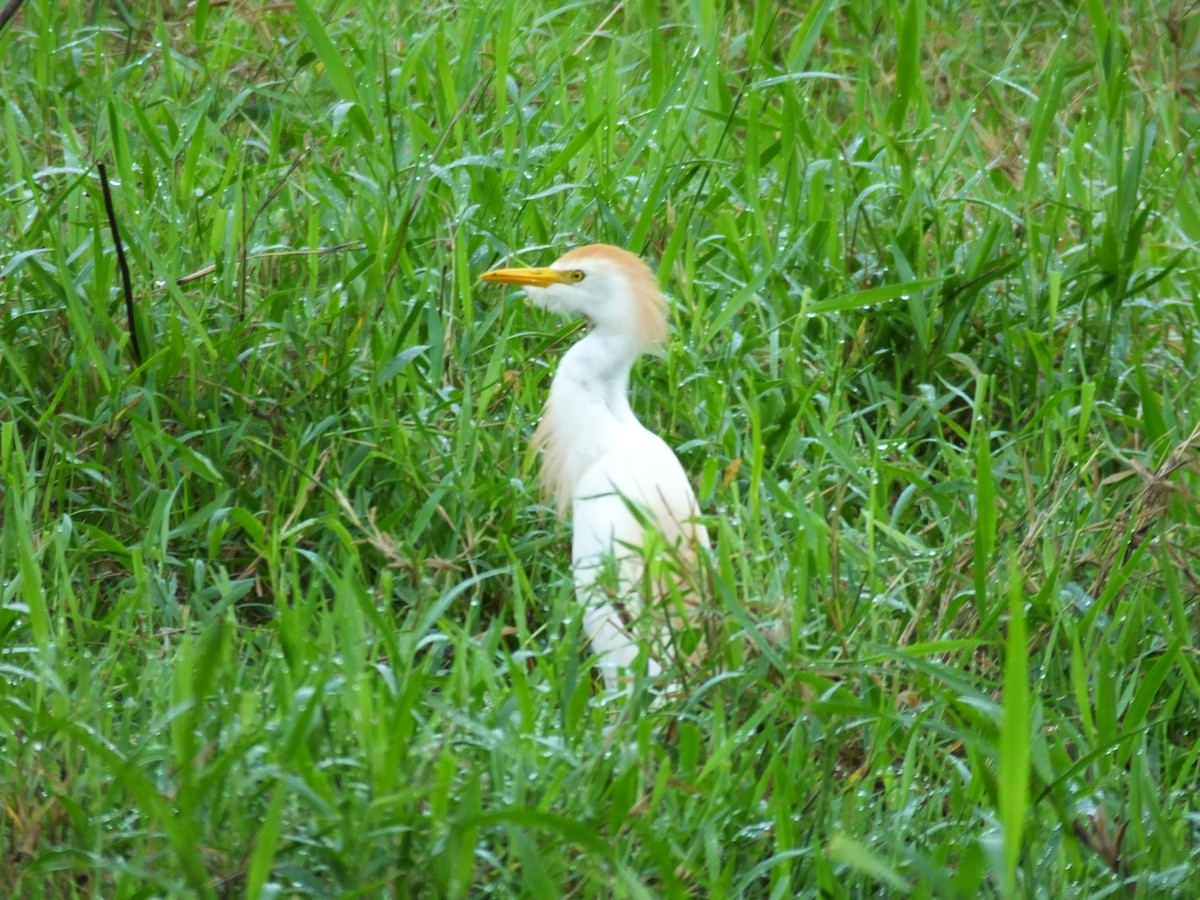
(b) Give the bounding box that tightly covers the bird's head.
[480,244,668,350]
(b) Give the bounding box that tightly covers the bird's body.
[480,244,708,694]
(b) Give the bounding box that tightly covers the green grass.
[2,0,1199,896]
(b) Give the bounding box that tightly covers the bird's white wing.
[569,427,708,690]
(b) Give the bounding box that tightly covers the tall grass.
[1,0,1198,896]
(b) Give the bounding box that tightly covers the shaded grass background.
[1,0,1199,896]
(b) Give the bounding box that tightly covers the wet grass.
[2,0,1199,896]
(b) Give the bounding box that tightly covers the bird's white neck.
[555,330,642,408]
[534,330,649,514]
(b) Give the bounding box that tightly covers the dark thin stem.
[97,161,141,366]
[0,0,27,36]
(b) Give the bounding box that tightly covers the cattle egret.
[480,244,710,698]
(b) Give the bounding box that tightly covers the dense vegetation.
[2,0,1198,896]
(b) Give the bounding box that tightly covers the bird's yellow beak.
[479,266,567,288]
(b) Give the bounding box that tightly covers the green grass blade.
[999,562,1030,896]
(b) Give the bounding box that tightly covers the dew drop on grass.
[735,821,773,842]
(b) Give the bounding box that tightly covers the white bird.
[480,244,710,698]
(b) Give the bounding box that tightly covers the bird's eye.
[568,270,585,283]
